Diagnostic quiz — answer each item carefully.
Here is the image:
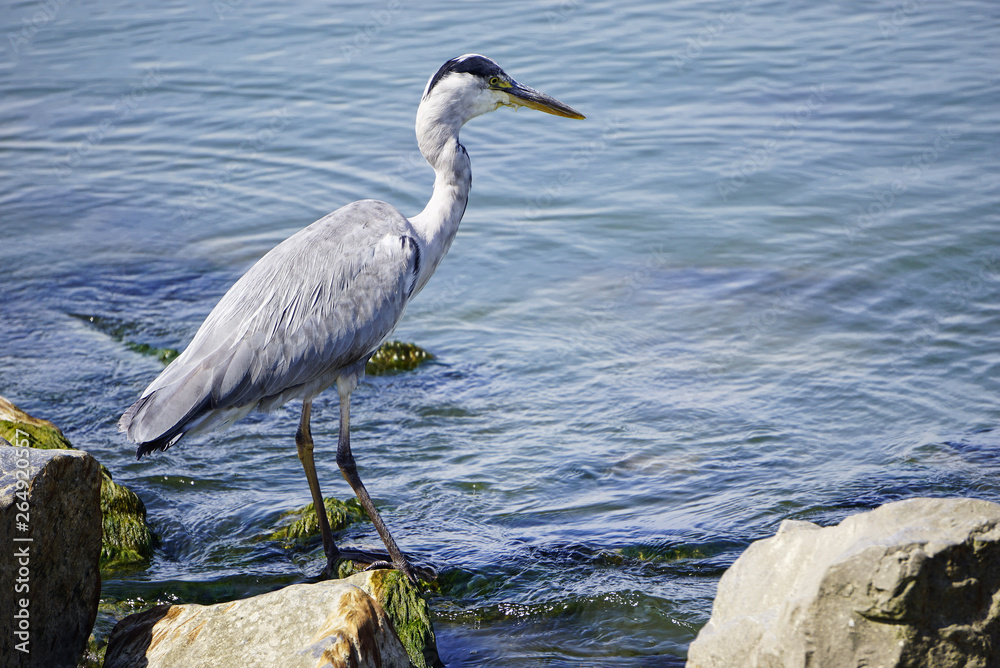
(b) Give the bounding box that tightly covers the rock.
[267,496,367,546]
[0,395,156,571]
[99,467,157,570]
[264,499,436,589]
[104,570,444,668]
[361,569,442,668]
[72,313,180,364]
[0,396,74,450]
[366,341,434,375]
[687,497,1000,668]
[0,442,103,667]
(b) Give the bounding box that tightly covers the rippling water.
[2,0,998,664]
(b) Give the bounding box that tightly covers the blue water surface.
[2,0,998,665]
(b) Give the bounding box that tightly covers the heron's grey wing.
[120,200,420,450]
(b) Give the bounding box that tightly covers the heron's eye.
[489,76,500,87]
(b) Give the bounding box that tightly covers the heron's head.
[419,54,585,129]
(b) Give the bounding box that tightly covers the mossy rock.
[366,340,434,375]
[267,496,367,545]
[619,544,707,562]
[0,396,74,450]
[349,569,444,668]
[0,395,156,571]
[72,313,180,364]
[100,467,157,570]
[123,341,179,365]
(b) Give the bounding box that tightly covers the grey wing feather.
[120,200,420,451]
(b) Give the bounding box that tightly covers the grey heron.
[119,54,584,583]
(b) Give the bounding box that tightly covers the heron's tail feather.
[133,429,186,460]
[117,393,150,434]
[119,369,216,459]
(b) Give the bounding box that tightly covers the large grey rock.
[0,443,103,668]
[104,570,437,668]
[688,497,1000,668]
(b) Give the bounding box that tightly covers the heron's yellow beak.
[503,81,586,120]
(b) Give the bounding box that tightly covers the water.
[2,0,999,664]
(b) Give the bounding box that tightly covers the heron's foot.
[323,547,433,584]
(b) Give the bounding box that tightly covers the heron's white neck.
[407,84,487,296]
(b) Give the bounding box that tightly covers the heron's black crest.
[424,54,503,99]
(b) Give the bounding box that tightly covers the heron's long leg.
[336,389,417,584]
[295,400,339,565]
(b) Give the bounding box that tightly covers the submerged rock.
[122,341,180,364]
[267,496,367,545]
[104,570,443,668]
[265,498,437,589]
[73,313,180,364]
[687,497,1000,668]
[0,442,102,667]
[0,395,156,571]
[366,341,434,374]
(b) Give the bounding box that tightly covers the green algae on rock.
[349,569,445,668]
[123,341,179,364]
[267,496,367,545]
[618,542,709,563]
[366,340,434,374]
[100,467,157,570]
[0,395,156,571]
[0,396,74,450]
[72,313,180,365]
